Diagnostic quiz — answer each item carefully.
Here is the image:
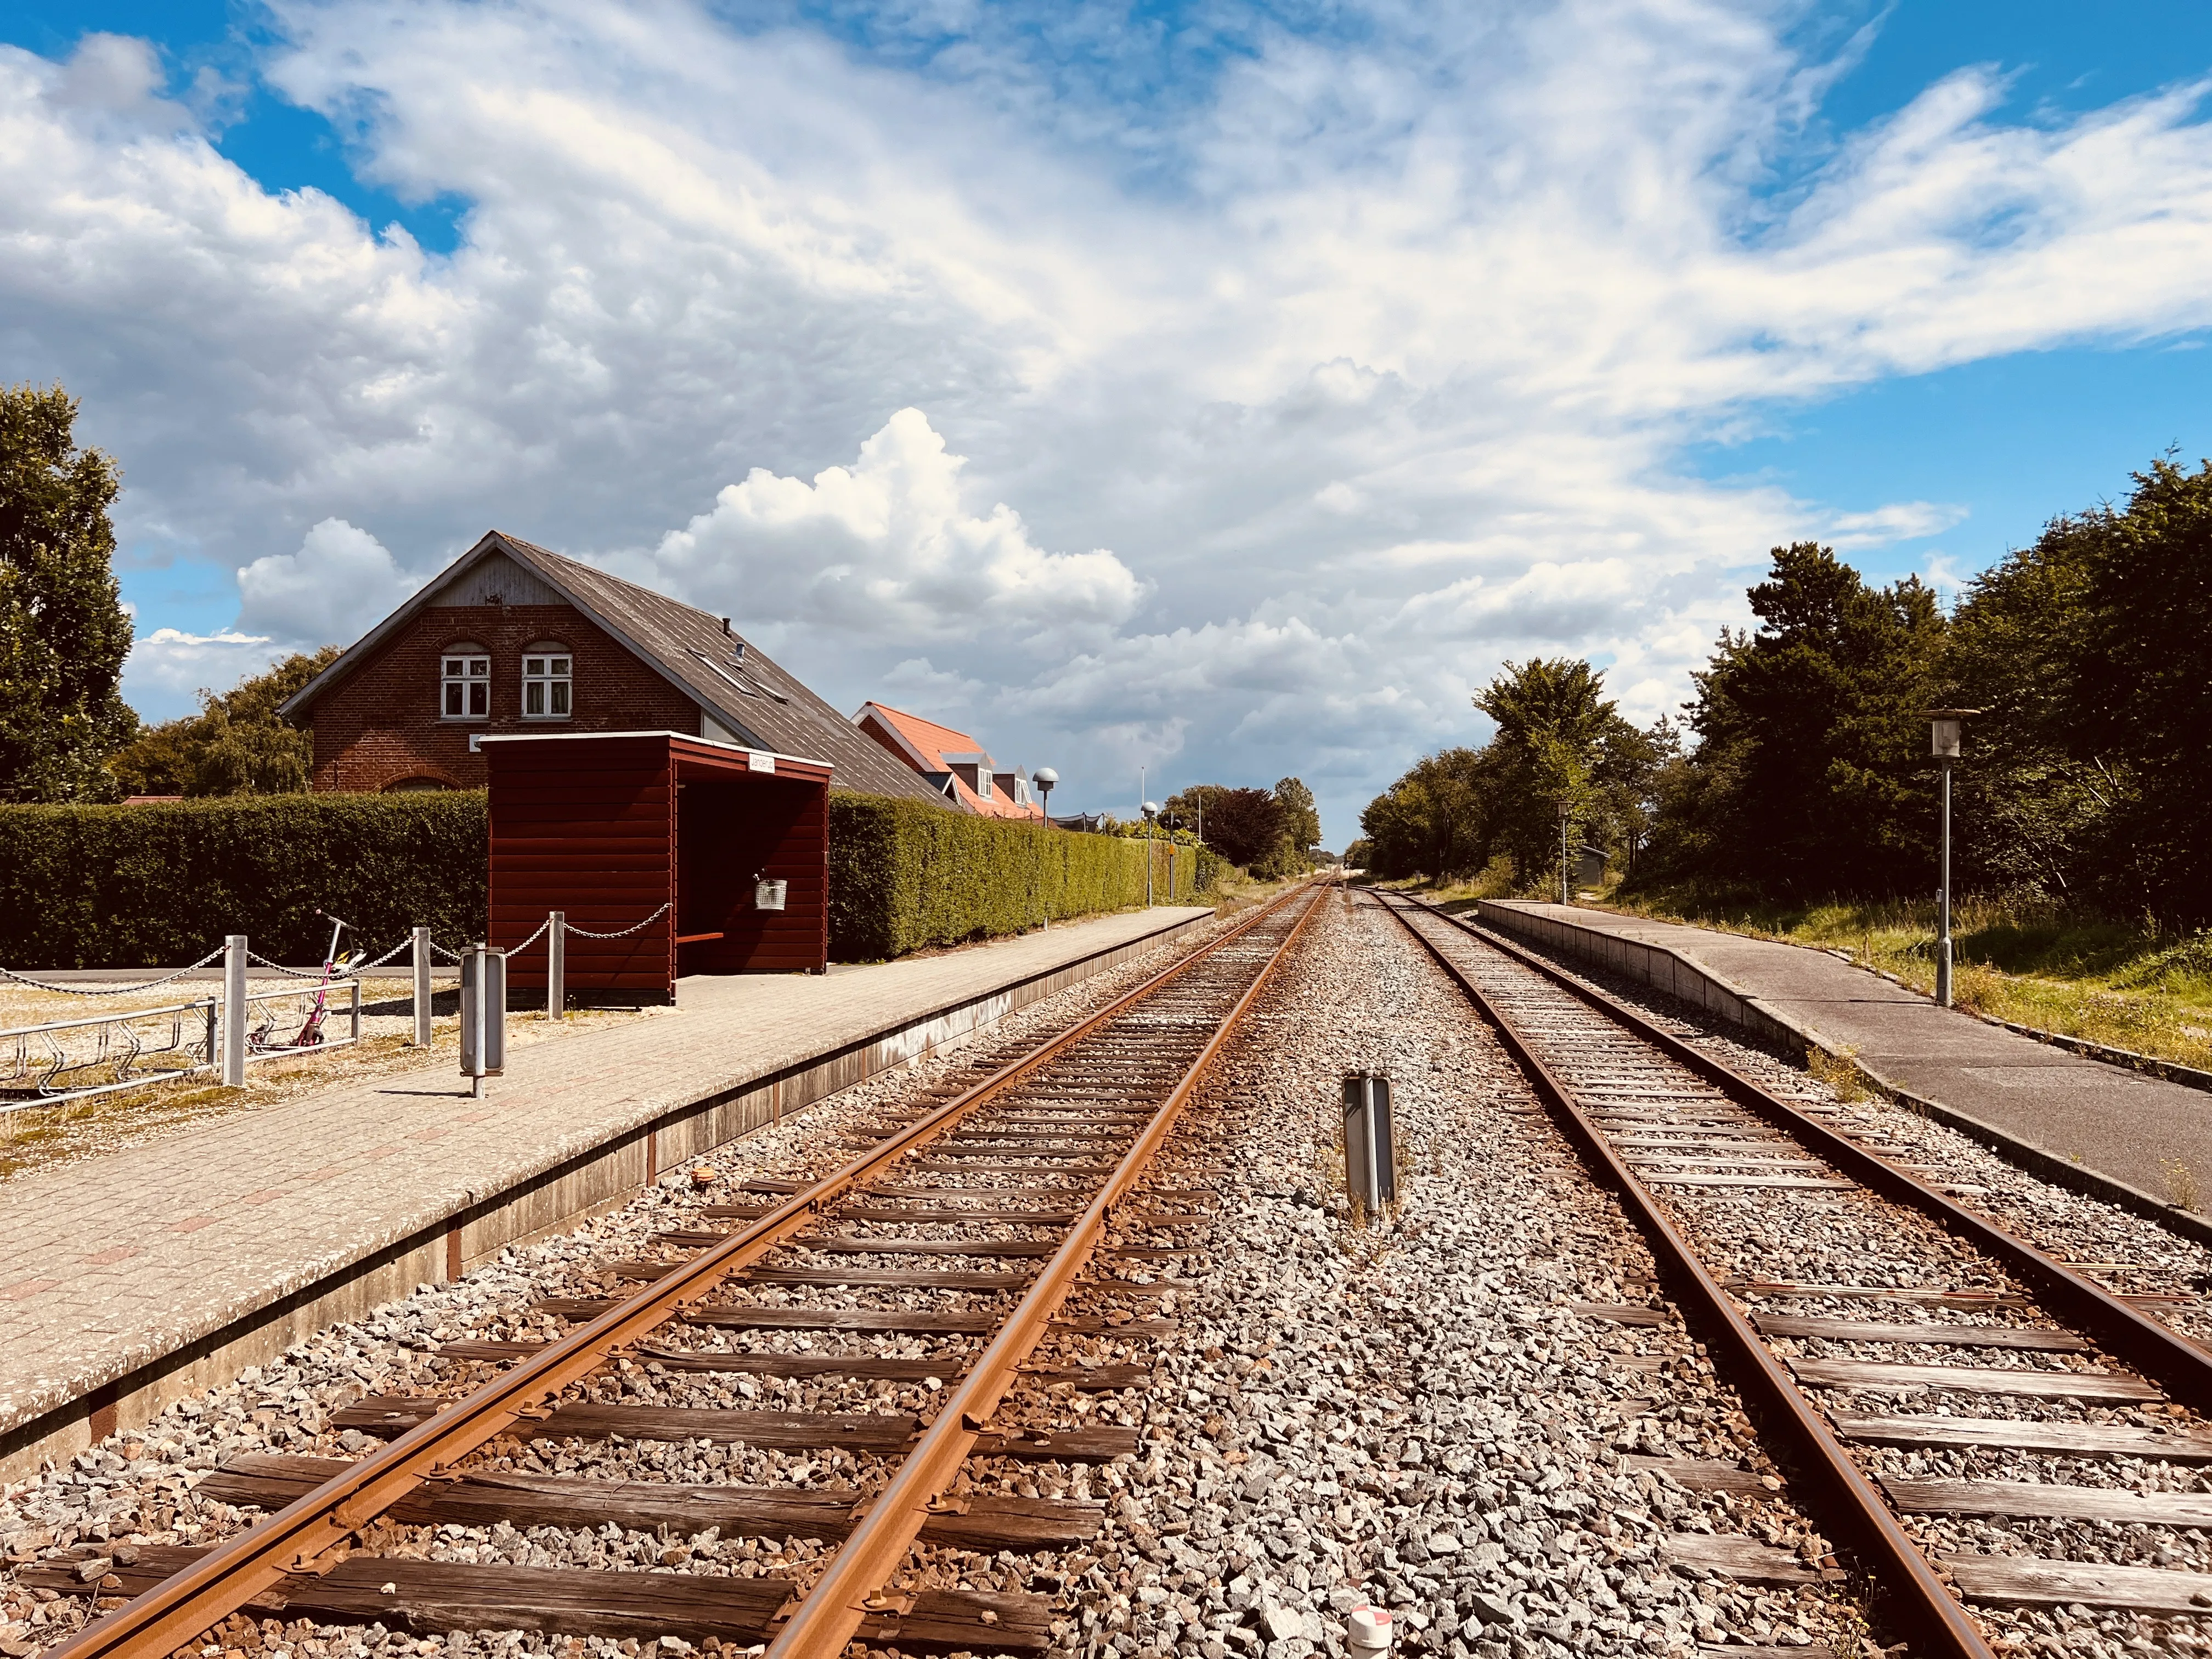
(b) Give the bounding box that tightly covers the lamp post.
[1928,709,1980,1008]
[1142,799,1160,906]
[1034,768,1058,930]
[1558,800,1572,906]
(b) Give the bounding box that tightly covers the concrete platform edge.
[1,906,1213,1484]
[1474,899,2212,1255]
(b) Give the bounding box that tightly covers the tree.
[1357,746,1493,881]
[1942,507,2116,902]
[1942,455,2212,920]
[0,385,136,802]
[108,647,340,797]
[1274,777,1321,857]
[1472,658,1653,886]
[1172,785,1284,870]
[1644,544,1944,898]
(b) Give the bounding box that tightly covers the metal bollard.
[349,977,362,1043]
[411,926,433,1046]
[459,944,507,1099]
[547,910,565,1021]
[1342,1070,1396,1215]
[222,934,247,1086]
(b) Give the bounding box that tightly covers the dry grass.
[1805,1045,1870,1104]
[0,988,656,1183]
[2163,1158,2202,1213]
[1604,891,2212,1076]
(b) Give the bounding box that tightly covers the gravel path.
[1081,889,1871,1659]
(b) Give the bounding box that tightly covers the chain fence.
[0,900,672,1114]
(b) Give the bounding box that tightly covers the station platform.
[0,904,1215,1483]
[1477,900,2212,1245]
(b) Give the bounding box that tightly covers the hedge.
[827,792,1217,960]
[0,791,1217,968]
[0,794,490,969]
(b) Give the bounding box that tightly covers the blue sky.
[4,0,2211,838]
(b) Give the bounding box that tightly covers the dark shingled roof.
[281,529,946,804]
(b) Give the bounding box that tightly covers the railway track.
[32,883,1324,1659]
[1374,889,2212,1657]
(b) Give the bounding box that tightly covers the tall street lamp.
[1558,800,1573,906]
[1929,709,1981,1008]
[1034,767,1058,930]
[1142,799,1160,906]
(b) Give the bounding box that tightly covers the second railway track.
[1376,889,2212,1657]
[30,884,1324,1659]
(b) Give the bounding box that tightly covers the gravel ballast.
[35,884,2212,1659]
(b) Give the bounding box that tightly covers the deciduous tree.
[108,647,340,797]
[0,385,135,802]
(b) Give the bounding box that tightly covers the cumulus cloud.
[237,519,424,650]
[122,628,285,713]
[619,410,1148,650]
[10,1,2212,831]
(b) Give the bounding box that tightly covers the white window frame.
[441,646,490,720]
[521,644,573,721]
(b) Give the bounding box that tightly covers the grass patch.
[1605,890,2212,1076]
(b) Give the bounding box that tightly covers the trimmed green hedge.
[828,793,1218,961]
[0,791,1218,968]
[0,794,490,968]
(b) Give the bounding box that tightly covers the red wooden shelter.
[483,731,831,1002]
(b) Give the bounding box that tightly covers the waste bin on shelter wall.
[482,730,832,1003]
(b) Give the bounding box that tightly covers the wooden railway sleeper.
[48,882,1319,1659]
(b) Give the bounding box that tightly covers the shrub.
[0,790,1221,969]
[0,793,490,967]
[830,792,1220,961]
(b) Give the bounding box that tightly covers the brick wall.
[306,603,704,792]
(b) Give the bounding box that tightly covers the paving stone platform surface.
[1489,902,2211,1211]
[0,906,1211,1443]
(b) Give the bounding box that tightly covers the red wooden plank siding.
[486,732,830,1002]
[490,735,675,999]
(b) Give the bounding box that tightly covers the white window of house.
[522,644,572,719]
[442,646,490,719]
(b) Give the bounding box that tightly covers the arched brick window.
[442,644,489,719]
[522,642,572,719]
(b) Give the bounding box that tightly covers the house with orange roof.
[852,702,1045,820]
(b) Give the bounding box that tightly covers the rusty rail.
[1409,894,2212,1412]
[1371,890,1997,1659]
[49,883,1320,1659]
[765,880,1324,1657]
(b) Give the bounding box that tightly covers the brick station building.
[279,529,941,803]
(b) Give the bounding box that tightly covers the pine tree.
[0,385,136,802]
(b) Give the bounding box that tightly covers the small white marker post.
[1342,1071,1396,1216]
[460,944,506,1099]
[1346,1602,1392,1656]
[411,926,433,1046]
[547,910,566,1022]
[222,934,247,1087]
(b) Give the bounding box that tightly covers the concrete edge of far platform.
[1474,899,2212,1255]
[0,905,1217,1485]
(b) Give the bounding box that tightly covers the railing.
[0,902,673,1115]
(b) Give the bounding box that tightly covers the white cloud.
[7,2,2212,834]
[617,409,1148,651]
[236,518,423,649]
[1825,500,1972,549]
[122,628,284,714]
